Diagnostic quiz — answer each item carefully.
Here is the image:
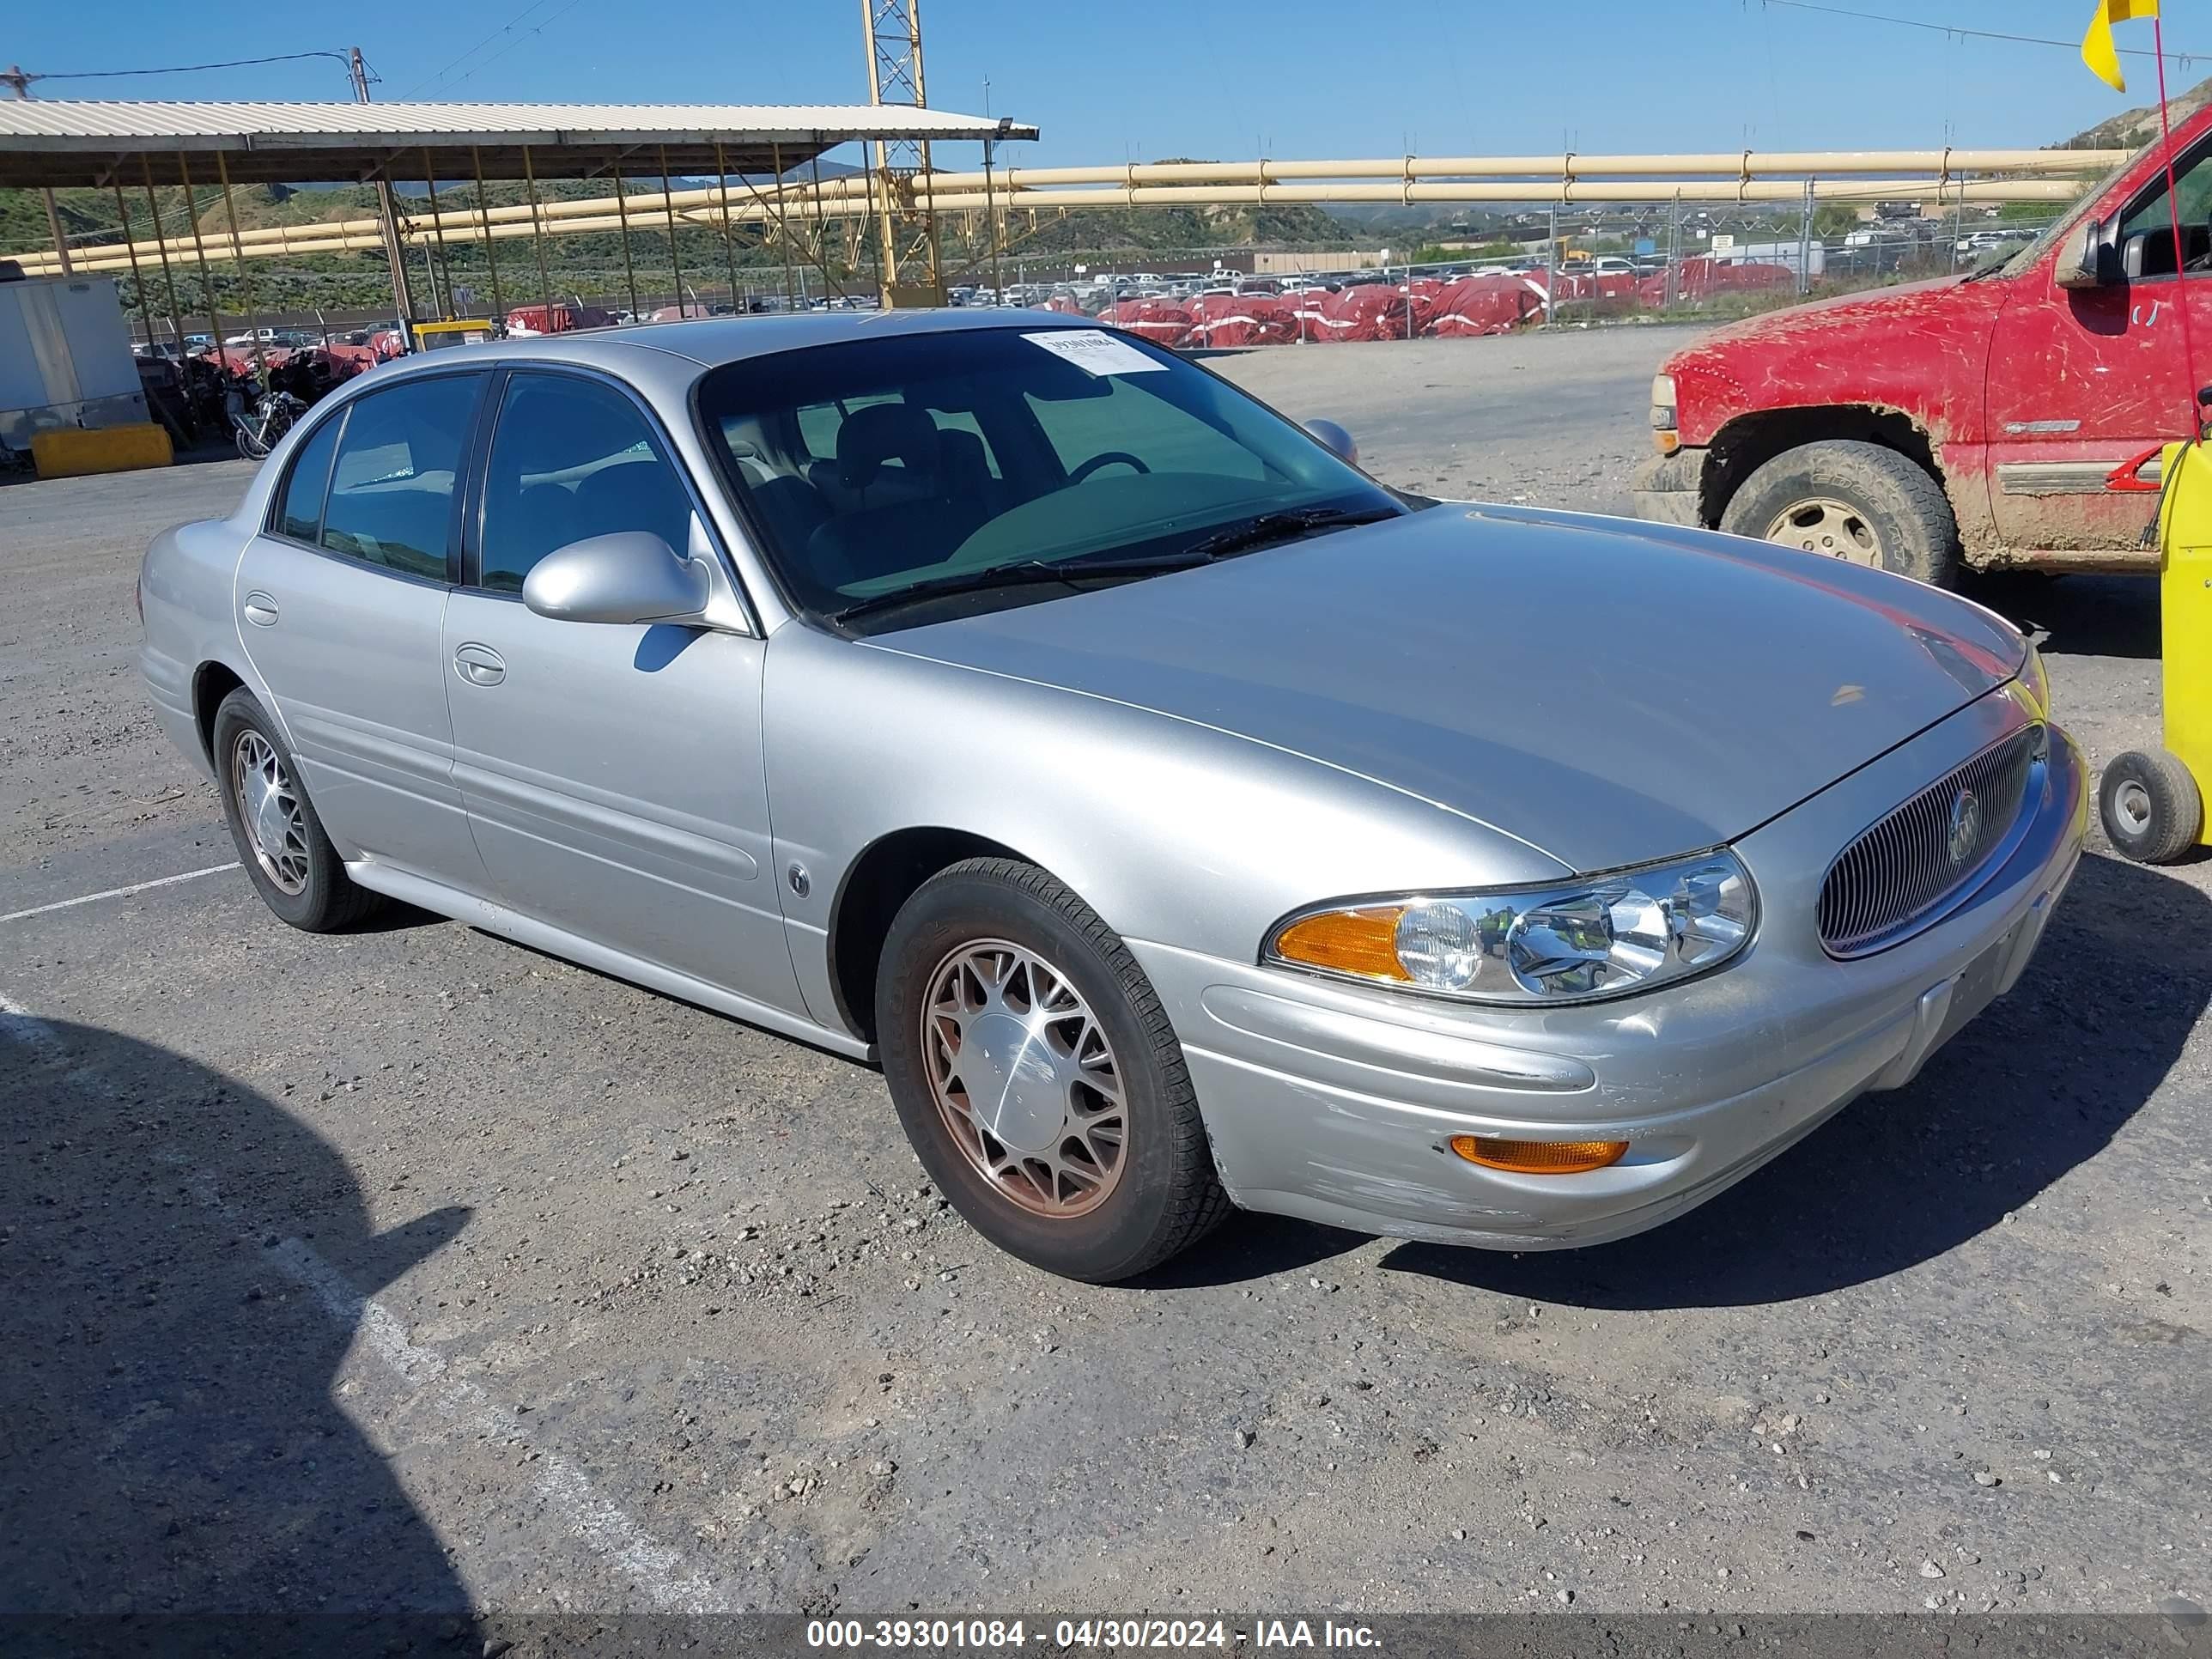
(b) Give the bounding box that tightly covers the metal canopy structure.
[0,100,1036,190]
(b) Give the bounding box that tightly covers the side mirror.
[2055,216,2109,289]
[522,532,711,626]
[1304,418,1359,467]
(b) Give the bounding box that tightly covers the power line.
[1761,0,2206,68]
[400,0,574,98]
[27,49,354,82]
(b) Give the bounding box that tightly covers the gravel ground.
[1,328,2206,1624]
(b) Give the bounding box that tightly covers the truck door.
[1985,133,2212,561]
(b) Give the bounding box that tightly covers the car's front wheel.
[211,687,384,932]
[1720,439,1960,587]
[875,858,1231,1282]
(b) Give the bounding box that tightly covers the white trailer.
[0,275,148,457]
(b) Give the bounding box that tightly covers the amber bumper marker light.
[1450,1135,1628,1175]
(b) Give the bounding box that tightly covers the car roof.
[341,307,1097,409]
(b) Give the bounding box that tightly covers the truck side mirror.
[2056,217,2109,289]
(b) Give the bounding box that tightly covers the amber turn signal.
[1449,1135,1629,1175]
[1271,906,1409,981]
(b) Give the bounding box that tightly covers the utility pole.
[4,64,75,276]
[349,47,416,345]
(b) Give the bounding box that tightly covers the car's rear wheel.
[2099,747,2203,865]
[875,858,1231,1282]
[211,688,384,932]
[1721,439,1960,587]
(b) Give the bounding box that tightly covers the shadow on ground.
[1972,572,2158,661]
[1377,851,2203,1307]
[0,1018,471,1615]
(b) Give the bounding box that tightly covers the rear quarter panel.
[140,515,264,780]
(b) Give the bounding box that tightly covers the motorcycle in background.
[227,376,306,461]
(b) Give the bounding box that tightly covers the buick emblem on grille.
[1947,787,1983,867]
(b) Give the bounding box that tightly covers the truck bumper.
[1630,447,1705,527]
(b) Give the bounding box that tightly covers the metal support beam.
[472,146,505,325]
[613,172,641,320]
[108,171,150,346]
[422,151,454,317]
[659,146,684,315]
[177,153,224,370]
[214,151,266,380]
[523,145,553,326]
[140,158,187,355]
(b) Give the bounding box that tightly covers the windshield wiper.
[1177,505,1399,562]
[828,555,1200,625]
[827,507,1400,627]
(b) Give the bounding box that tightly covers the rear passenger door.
[234,371,489,889]
[440,368,800,1017]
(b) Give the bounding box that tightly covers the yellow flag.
[2083,0,2160,93]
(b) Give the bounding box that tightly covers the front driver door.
[1985,135,2212,557]
[233,371,489,887]
[440,368,800,1017]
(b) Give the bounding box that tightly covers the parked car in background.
[1632,100,2212,584]
[140,311,2081,1283]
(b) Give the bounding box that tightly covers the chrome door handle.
[242,591,279,627]
[453,642,506,686]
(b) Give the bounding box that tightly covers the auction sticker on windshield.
[1023,330,1166,375]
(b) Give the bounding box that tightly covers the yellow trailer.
[2100,436,2212,861]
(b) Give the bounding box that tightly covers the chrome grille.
[1817,724,2043,957]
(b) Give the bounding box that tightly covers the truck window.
[2118,142,2212,276]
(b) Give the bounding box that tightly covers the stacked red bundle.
[1106,297,1194,345]
[1426,274,1545,337]
[1184,293,1299,347]
[1310,284,1417,343]
[1637,258,1796,307]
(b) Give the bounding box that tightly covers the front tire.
[2100,748,2203,865]
[1720,439,1960,587]
[875,858,1232,1282]
[211,688,384,931]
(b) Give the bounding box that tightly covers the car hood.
[872,506,2024,874]
[1668,276,1966,362]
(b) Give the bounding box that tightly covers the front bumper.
[1135,695,2086,1250]
[1629,447,1705,527]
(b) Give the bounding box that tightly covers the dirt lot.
[2,327,2207,1624]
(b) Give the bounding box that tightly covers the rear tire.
[211,688,385,931]
[2099,748,2203,865]
[876,858,1232,1282]
[1721,439,1961,587]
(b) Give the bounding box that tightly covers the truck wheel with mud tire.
[1720,439,1961,588]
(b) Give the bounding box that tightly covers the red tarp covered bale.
[1425,274,1546,337]
[1309,283,1419,342]
[1184,293,1299,346]
[1637,258,1797,307]
[1107,298,1194,345]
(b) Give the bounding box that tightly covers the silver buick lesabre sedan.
[140,311,2085,1282]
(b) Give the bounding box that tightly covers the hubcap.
[1764,497,1883,567]
[231,730,309,895]
[921,939,1127,1218]
[2113,778,2154,836]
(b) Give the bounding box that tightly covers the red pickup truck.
[1632,105,2212,586]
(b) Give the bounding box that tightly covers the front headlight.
[1265,848,1758,1006]
[2016,639,2051,717]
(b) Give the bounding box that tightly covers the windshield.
[693,325,1401,627]
[1996,144,2147,280]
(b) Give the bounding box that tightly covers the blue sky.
[7,1,2191,168]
